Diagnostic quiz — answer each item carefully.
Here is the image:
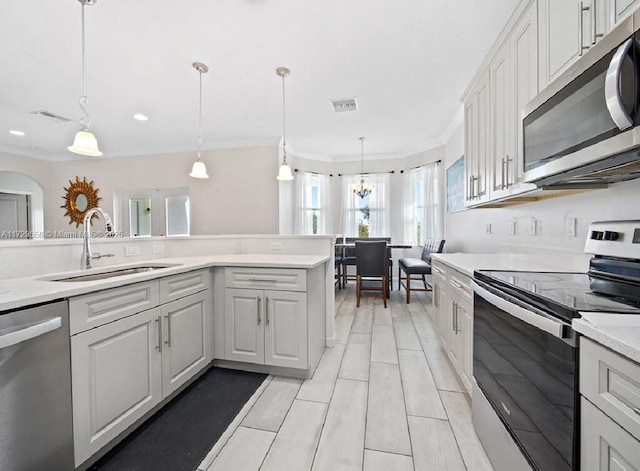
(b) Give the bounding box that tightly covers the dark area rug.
[89,367,268,471]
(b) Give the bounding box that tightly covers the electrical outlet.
[125,246,140,257]
[270,242,282,251]
[566,218,577,238]
[529,217,537,236]
[509,220,516,235]
[485,223,492,235]
[152,244,164,254]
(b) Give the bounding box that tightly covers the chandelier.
[353,137,373,198]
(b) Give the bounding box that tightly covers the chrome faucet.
[82,207,115,269]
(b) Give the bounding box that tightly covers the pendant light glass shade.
[189,159,209,179]
[276,67,294,180]
[189,62,210,179]
[353,137,373,198]
[69,0,101,157]
[68,129,102,156]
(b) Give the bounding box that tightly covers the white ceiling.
[0,0,519,162]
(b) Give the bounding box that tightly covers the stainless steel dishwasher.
[0,300,74,471]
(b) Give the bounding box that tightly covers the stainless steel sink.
[49,264,180,282]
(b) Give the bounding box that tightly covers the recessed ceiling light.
[133,113,149,122]
[9,130,25,136]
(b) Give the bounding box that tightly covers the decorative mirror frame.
[61,176,101,227]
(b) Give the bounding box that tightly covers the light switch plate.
[125,246,140,257]
[529,218,537,236]
[270,242,282,251]
[566,218,577,238]
[485,223,492,235]
[509,220,516,235]
[152,244,164,254]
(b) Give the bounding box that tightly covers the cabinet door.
[464,99,476,204]
[612,0,640,25]
[581,397,640,470]
[490,41,511,199]
[457,299,473,394]
[264,290,308,369]
[71,307,162,466]
[447,298,460,371]
[539,0,582,90]
[511,2,539,186]
[224,288,264,364]
[464,71,490,205]
[161,290,211,397]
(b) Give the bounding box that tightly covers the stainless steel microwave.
[523,10,640,189]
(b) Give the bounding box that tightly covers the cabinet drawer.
[581,397,640,471]
[449,270,473,301]
[580,337,640,438]
[69,281,160,335]
[159,269,210,304]
[225,267,306,292]
[432,262,447,282]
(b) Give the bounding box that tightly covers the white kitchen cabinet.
[489,41,512,200]
[225,287,308,370]
[71,307,163,466]
[611,0,640,25]
[161,290,211,397]
[464,70,491,205]
[71,269,212,467]
[431,261,447,342]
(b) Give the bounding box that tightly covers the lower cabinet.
[431,261,473,394]
[225,288,307,369]
[70,270,212,467]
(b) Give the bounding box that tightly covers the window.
[294,172,332,235]
[403,164,442,245]
[340,173,390,237]
[118,187,190,237]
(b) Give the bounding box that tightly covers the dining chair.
[342,237,393,294]
[398,239,445,303]
[334,239,344,289]
[355,240,388,308]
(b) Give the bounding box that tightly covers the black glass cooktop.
[475,270,640,320]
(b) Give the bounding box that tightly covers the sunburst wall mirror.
[61,176,101,227]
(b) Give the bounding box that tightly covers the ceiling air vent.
[330,97,358,113]
[30,110,73,123]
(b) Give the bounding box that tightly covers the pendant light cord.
[281,72,287,162]
[198,69,203,160]
[360,136,365,175]
[78,2,91,130]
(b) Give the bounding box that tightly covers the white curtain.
[294,172,333,234]
[402,164,443,245]
[368,173,390,236]
[339,176,358,237]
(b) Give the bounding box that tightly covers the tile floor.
[198,286,494,471]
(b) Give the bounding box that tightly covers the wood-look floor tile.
[297,343,346,403]
[365,362,412,455]
[410,309,439,339]
[339,333,371,381]
[335,314,355,344]
[363,449,414,471]
[371,325,398,364]
[393,315,422,351]
[241,376,301,432]
[440,391,494,471]
[398,349,447,419]
[311,379,368,471]
[419,336,465,392]
[373,303,393,325]
[260,399,328,471]
[408,416,466,471]
[206,426,275,471]
[351,307,374,334]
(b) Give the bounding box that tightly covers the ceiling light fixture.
[276,67,294,181]
[188,62,210,179]
[9,130,25,137]
[133,113,149,122]
[353,136,374,199]
[68,0,102,157]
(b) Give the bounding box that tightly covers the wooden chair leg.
[422,274,428,289]
[383,276,388,308]
[406,274,411,304]
[356,275,361,307]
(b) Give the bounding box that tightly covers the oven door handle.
[471,280,569,339]
[605,37,636,131]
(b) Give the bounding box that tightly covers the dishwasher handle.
[0,317,62,349]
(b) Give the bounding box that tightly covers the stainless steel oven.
[471,220,640,471]
[522,10,640,189]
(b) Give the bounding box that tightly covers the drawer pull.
[257,297,262,325]
[165,314,171,347]
[450,279,463,289]
[248,278,278,283]
[432,265,443,275]
[634,407,640,416]
[156,316,162,353]
[265,296,270,326]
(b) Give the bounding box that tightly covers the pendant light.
[276,67,294,181]
[68,0,102,157]
[189,62,210,179]
[353,137,374,198]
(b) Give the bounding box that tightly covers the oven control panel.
[585,220,640,258]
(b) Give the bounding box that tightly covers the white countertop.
[431,253,582,277]
[574,313,640,364]
[0,253,329,312]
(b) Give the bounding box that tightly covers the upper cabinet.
[612,0,640,24]
[464,70,491,205]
